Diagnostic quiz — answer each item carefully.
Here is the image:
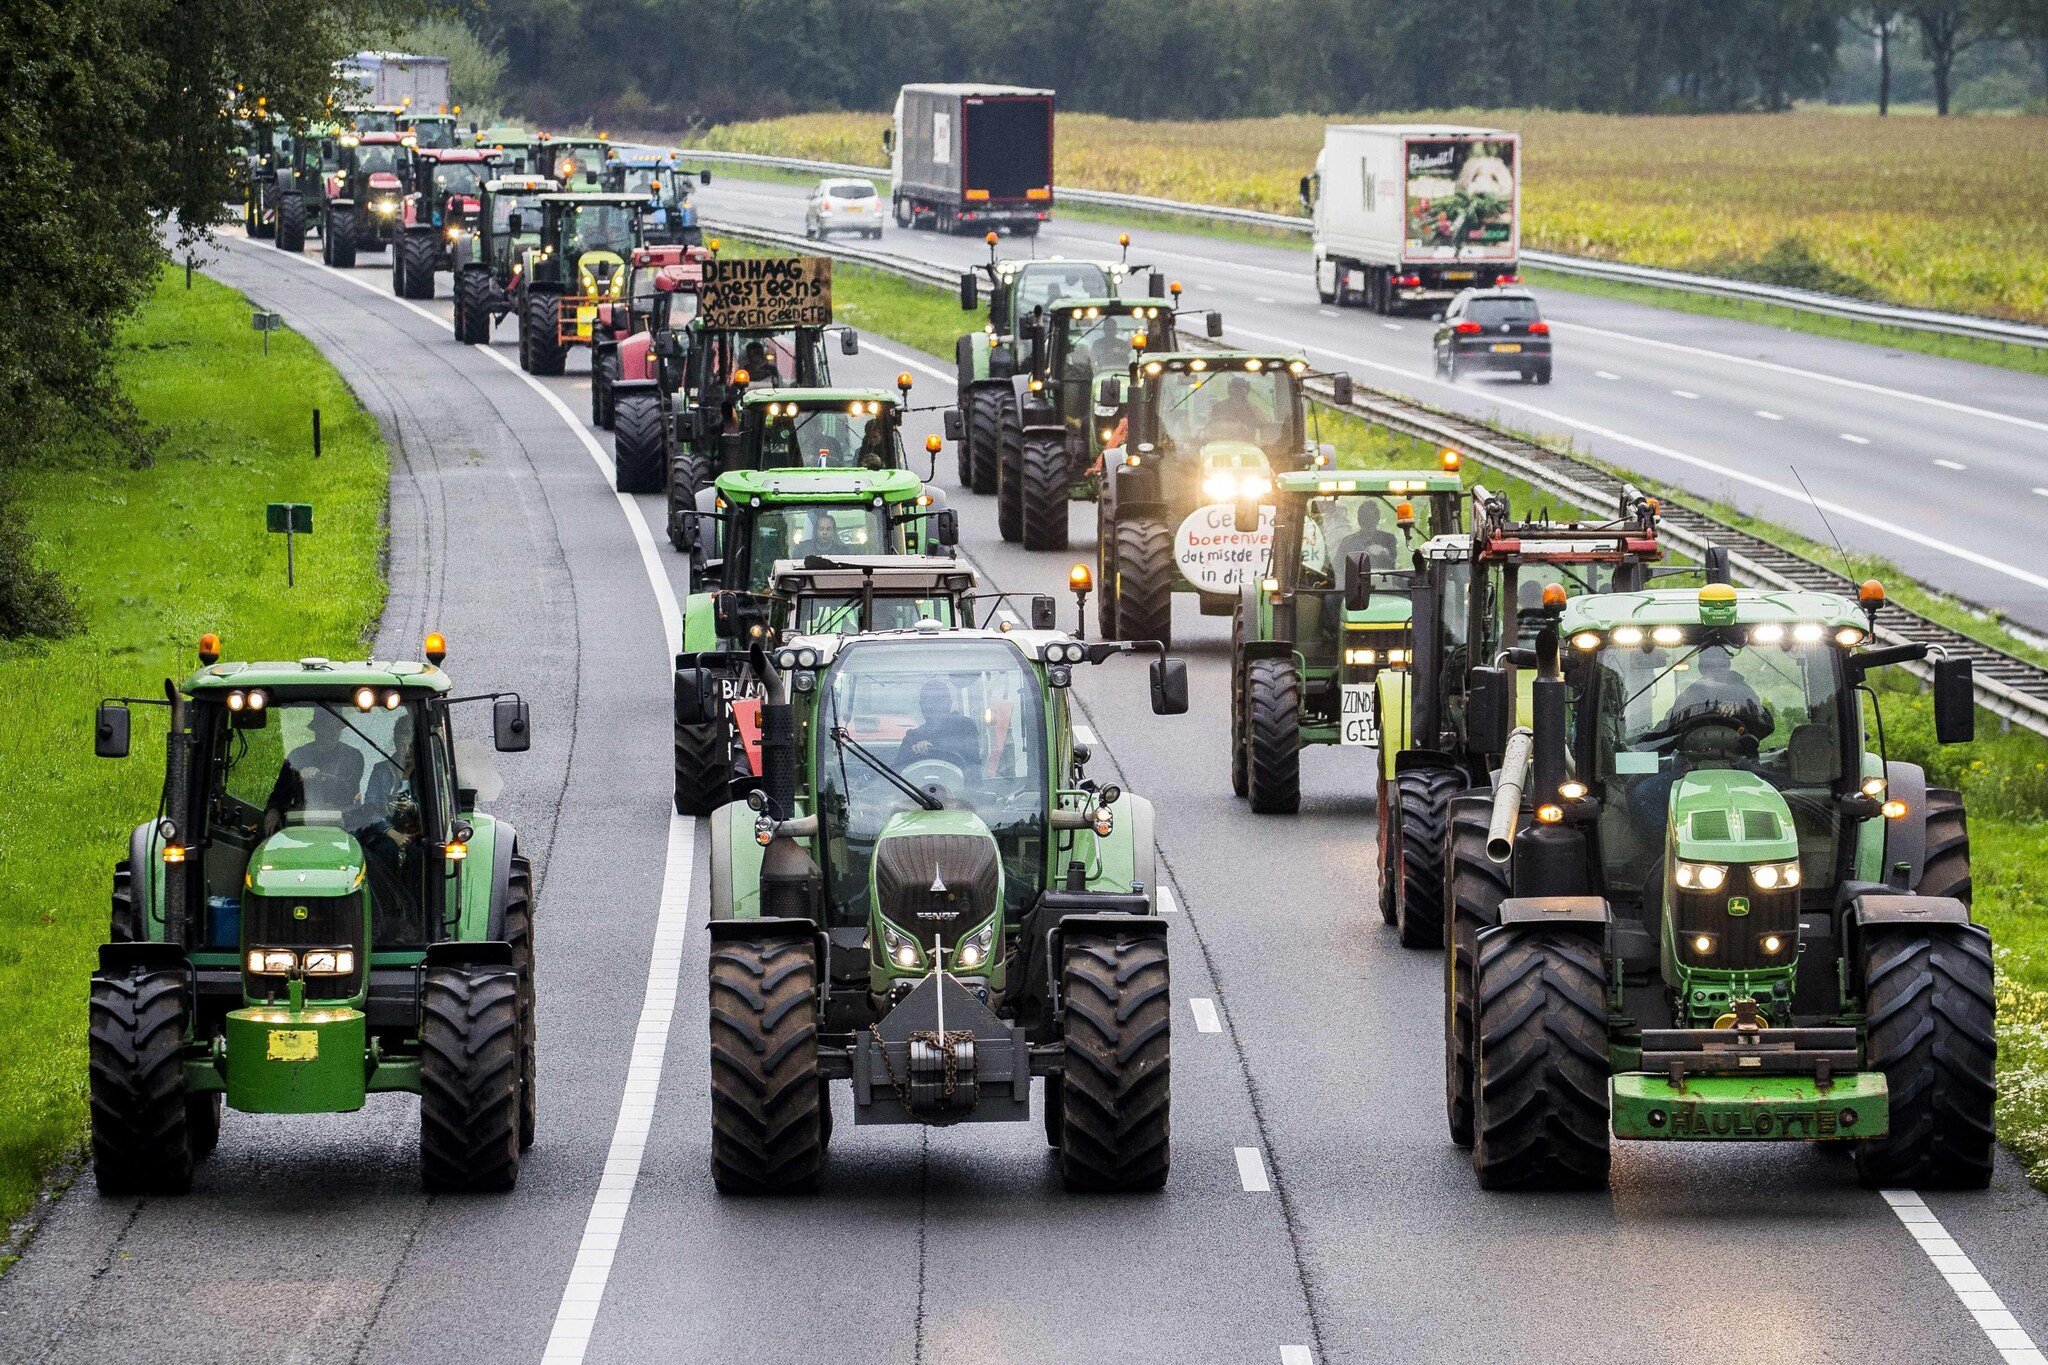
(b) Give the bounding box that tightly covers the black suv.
[1433,288,1552,384]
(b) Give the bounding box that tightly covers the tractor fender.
[483,816,519,941]
[1078,791,1155,899]
[425,940,515,971]
[1238,639,1295,665]
[1850,893,1971,928]
[1495,895,1609,930]
[128,820,157,930]
[1105,460,1161,519]
[955,333,989,391]
[681,594,719,654]
[98,941,188,976]
[610,377,659,402]
[1393,748,1462,775]
[619,331,655,382]
[708,916,818,942]
[1009,376,1060,433]
[1882,760,1930,888]
[708,801,767,921]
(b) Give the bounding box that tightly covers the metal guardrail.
[670,144,2048,351]
[700,213,2048,738]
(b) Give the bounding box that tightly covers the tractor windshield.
[1583,637,1845,899]
[737,505,896,594]
[559,204,636,257]
[1014,263,1113,314]
[407,119,457,149]
[791,593,960,635]
[753,408,897,471]
[616,166,681,204]
[430,163,486,202]
[353,145,400,177]
[1155,368,1300,462]
[817,639,1047,926]
[350,110,399,134]
[1059,313,1148,379]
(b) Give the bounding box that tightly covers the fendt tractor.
[87,634,538,1194]
[690,622,1190,1192]
[1389,486,1661,956]
[1228,467,1464,814]
[591,244,710,435]
[602,152,711,246]
[320,131,409,268]
[1444,578,1991,1191]
[1094,351,1354,649]
[535,133,611,189]
[511,193,649,376]
[670,468,960,814]
[392,145,499,299]
[449,175,562,345]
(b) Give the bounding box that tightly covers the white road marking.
[858,334,953,385]
[1935,458,1968,471]
[2035,488,2048,499]
[1841,432,1871,444]
[1255,296,1277,304]
[1381,322,1403,332]
[1318,308,1340,318]
[1157,883,1177,913]
[1235,1146,1272,1193]
[1755,410,1783,421]
[1882,1191,2046,1364]
[1073,723,1098,746]
[1595,370,1619,380]
[1671,389,1698,399]
[1280,1349,1314,1365]
[1189,997,1222,1033]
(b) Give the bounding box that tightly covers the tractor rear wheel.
[593,349,620,429]
[1915,787,1971,902]
[1471,926,1611,1191]
[419,964,523,1192]
[966,388,1003,495]
[275,194,306,253]
[329,210,357,269]
[398,233,437,299]
[110,860,142,941]
[1058,930,1171,1191]
[1854,923,1995,1189]
[613,392,666,493]
[674,713,732,816]
[1243,658,1301,815]
[995,406,1025,543]
[1392,767,1462,950]
[1019,430,1070,551]
[503,851,538,1151]
[454,269,492,345]
[521,293,566,376]
[88,967,195,1195]
[1445,791,1512,1147]
[709,934,824,1194]
[1110,517,1173,647]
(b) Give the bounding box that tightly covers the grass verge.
[0,266,388,1249]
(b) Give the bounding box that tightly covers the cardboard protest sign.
[698,255,832,329]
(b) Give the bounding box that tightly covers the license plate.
[1491,343,1523,353]
[1446,271,1475,281]
[268,1029,319,1062]
[1341,683,1378,747]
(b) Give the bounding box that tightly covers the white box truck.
[1301,124,1520,314]
[343,51,453,113]
[885,84,1055,237]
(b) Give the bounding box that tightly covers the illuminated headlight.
[1344,648,1378,666]
[247,689,266,711]
[1612,626,1643,647]
[1835,626,1866,647]
[954,918,997,972]
[446,225,464,241]
[1691,933,1716,956]
[1202,473,1234,500]
[1760,933,1787,955]
[1750,860,1801,891]
[1240,475,1271,498]
[1861,776,1887,798]
[354,687,377,710]
[247,948,297,974]
[1751,623,1785,645]
[302,948,356,976]
[372,199,398,216]
[881,922,924,971]
[1792,622,1825,644]
[1651,626,1684,646]
[227,690,247,712]
[1571,631,1601,652]
[1674,861,1727,891]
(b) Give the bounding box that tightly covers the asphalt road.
[2,225,2045,1365]
[696,176,2048,636]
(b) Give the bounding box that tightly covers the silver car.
[805,178,883,240]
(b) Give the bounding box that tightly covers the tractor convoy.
[182,112,2004,1209]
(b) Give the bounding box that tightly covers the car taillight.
[1455,321,1482,335]
[1529,321,1550,335]
[1396,274,1421,287]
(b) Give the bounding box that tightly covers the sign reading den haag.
[698,255,832,329]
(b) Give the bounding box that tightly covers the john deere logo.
[1727,897,1750,917]
[293,905,310,920]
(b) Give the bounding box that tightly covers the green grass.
[0,267,388,1243]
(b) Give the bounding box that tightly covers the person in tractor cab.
[1209,375,1268,443]
[897,678,981,771]
[795,512,853,559]
[856,414,890,469]
[1662,647,1774,747]
[265,706,365,825]
[1334,502,1400,581]
[741,339,782,387]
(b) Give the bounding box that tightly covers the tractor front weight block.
[1611,1072,1887,1142]
[851,972,1030,1126]
[222,1004,369,1114]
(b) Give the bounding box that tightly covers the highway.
[1,221,2045,1365]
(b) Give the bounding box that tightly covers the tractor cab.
[343,104,404,135]
[730,387,918,476]
[404,148,497,231]
[477,129,540,176]
[331,132,407,216]
[399,111,461,149]
[603,154,711,245]
[470,177,559,279]
[766,555,980,636]
[535,134,610,188]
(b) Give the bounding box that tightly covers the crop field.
[694,109,2048,324]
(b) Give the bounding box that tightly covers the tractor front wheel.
[1391,767,1462,949]
[709,934,824,1194]
[995,405,1025,543]
[419,964,523,1192]
[1243,658,1301,815]
[1058,930,1171,1192]
[613,392,666,493]
[275,194,306,253]
[88,967,196,1195]
[1915,787,1971,901]
[1019,430,1070,551]
[1854,923,1996,1190]
[593,348,620,429]
[966,387,1004,495]
[454,269,492,345]
[1471,926,1612,1191]
[1110,517,1173,647]
[503,850,538,1151]
[674,713,732,816]
[521,292,566,376]
[1445,791,1513,1148]
[329,210,357,269]
[397,233,437,299]
[110,860,142,941]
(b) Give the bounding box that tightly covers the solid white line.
[1189,997,1222,1033]
[1073,723,1098,746]
[1755,410,1783,421]
[1595,370,1619,380]
[1935,459,1968,471]
[1255,296,1277,304]
[1881,1191,2046,1364]
[1381,322,1403,332]
[1235,1146,1272,1193]
[858,334,952,385]
[1671,389,1698,399]
[1842,432,1872,445]
[1279,1348,1314,1365]
[1317,308,1339,318]
[1157,883,1177,913]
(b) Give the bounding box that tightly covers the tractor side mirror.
[1206,311,1224,339]
[699,168,712,185]
[840,329,859,356]
[990,290,1010,334]
[1097,377,1118,407]
[1344,552,1374,611]
[943,408,964,442]
[882,128,895,151]
[1330,373,1354,407]
[1031,595,1056,630]
[1465,666,1511,757]
[712,591,747,639]
[1703,546,1732,586]
[1233,499,1260,534]
[95,703,131,759]
[1933,656,1975,744]
[507,211,524,235]
[1149,274,1166,299]
[1298,174,1313,207]
[934,509,960,547]
[675,666,716,725]
[492,696,532,753]
[1149,656,1190,716]
[959,272,978,311]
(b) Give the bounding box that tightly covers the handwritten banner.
[698,255,832,329]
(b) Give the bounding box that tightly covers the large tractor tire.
[521,293,566,376]
[1388,767,1463,950]
[1854,923,1996,1190]
[613,392,666,493]
[503,850,538,1151]
[1444,791,1513,1147]
[995,407,1025,543]
[1110,517,1174,648]
[419,963,523,1192]
[966,388,1004,495]
[668,459,711,555]
[397,233,438,299]
[1058,930,1171,1192]
[1243,658,1301,815]
[592,349,620,429]
[674,713,732,816]
[708,934,824,1194]
[275,194,306,253]
[1915,787,1971,902]
[1019,430,1071,551]
[1228,620,1250,799]
[88,967,196,1195]
[1471,926,1612,1191]
[328,209,357,269]
[110,860,143,942]
[454,269,492,345]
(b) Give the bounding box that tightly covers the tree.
[1853,4,1906,112]
[1908,0,2001,112]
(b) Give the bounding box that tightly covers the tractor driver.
[1208,375,1266,443]
[741,340,781,388]
[1664,647,1773,747]
[265,706,365,828]
[794,511,853,559]
[897,678,980,774]
[855,414,890,470]
[1334,501,1399,584]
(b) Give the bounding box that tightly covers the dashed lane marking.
[1935,459,1968,471]
[1755,410,1783,421]
[1073,724,1098,746]
[1157,883,1178,913]
[1671,389,1698,399]
[1841,432,1871,444]
[1882,1191,2046,1365]
[1189,998,1222,1033]
[1381,322,1402,331]
[1595,370,1619,380]
[1280,1349,1314,1365]
[1235,1147,1272,1193]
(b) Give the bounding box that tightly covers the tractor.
[1093,351,1354,649]
[688,620,1189,1192]
[271,122,345,255]
[535,134,611,189]
[343,104,404,135]
[1386,485,1662,954]
[319,131,409,268]
[476,128,541,176]
[1227,468,1464,815]
[669,470,959,813]
[509,193,648,377]
[1443,578,1991,1191]
[590,244,710,433]
[392,147,499,300]
[398,111,463,150]
[240,121,289,239]
[86,633,538,1194]
[449,175,562,345]
[602,153,711,246]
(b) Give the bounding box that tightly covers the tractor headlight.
[1674,861,1727,891]
[881,922,924,971]
[1750,860,1801,890]
[1760,933,1787,955]
[246,948,297,974]
[373,198,398,216]
[954,918,997,972]
[1202,472,1270,501]
[1202,473,1234,500]
[302,948,356,976]
[446,225,464,241]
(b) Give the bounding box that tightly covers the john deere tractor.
[510,193,647,376]
[591,244,710,432]
[689,620,1189,1192]
[1443,579,1990,1190]
[392,146,498,299]
[1384,484,1662,950]
[669,471,958,813]
[602,153,711,246]
[319,131,409,268]
[1228,469,1463,814]
[87,633,538,1194]
[271,123,345,255]
[1094,351,1354,649]
[450,175,561,345]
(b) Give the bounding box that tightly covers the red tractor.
[591,244,710,430]
[393,147,500,299]
[320,131,408,269]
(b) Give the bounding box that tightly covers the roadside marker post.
[266,502,313,586]
[251,309,282,355]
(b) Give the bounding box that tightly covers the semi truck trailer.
[886,84,1054,236]
[343,51,454,113]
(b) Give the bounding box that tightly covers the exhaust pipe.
[1486,727,1532,863]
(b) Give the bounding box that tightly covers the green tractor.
[670,464,960,814]
[240,120,289,239]
[509,193,648,377]
[398,110,463,150]
[536,134,611,189]
[1227,468,1463,814]
[1385,484,1663,950]
[1094,351,1354,648]
[87,633,539,1193]
[1445,579,1990,1190]
[476,128,542,176]
[449,175,562,346]
[271,122,346,255]
[688,621,1190,1192]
